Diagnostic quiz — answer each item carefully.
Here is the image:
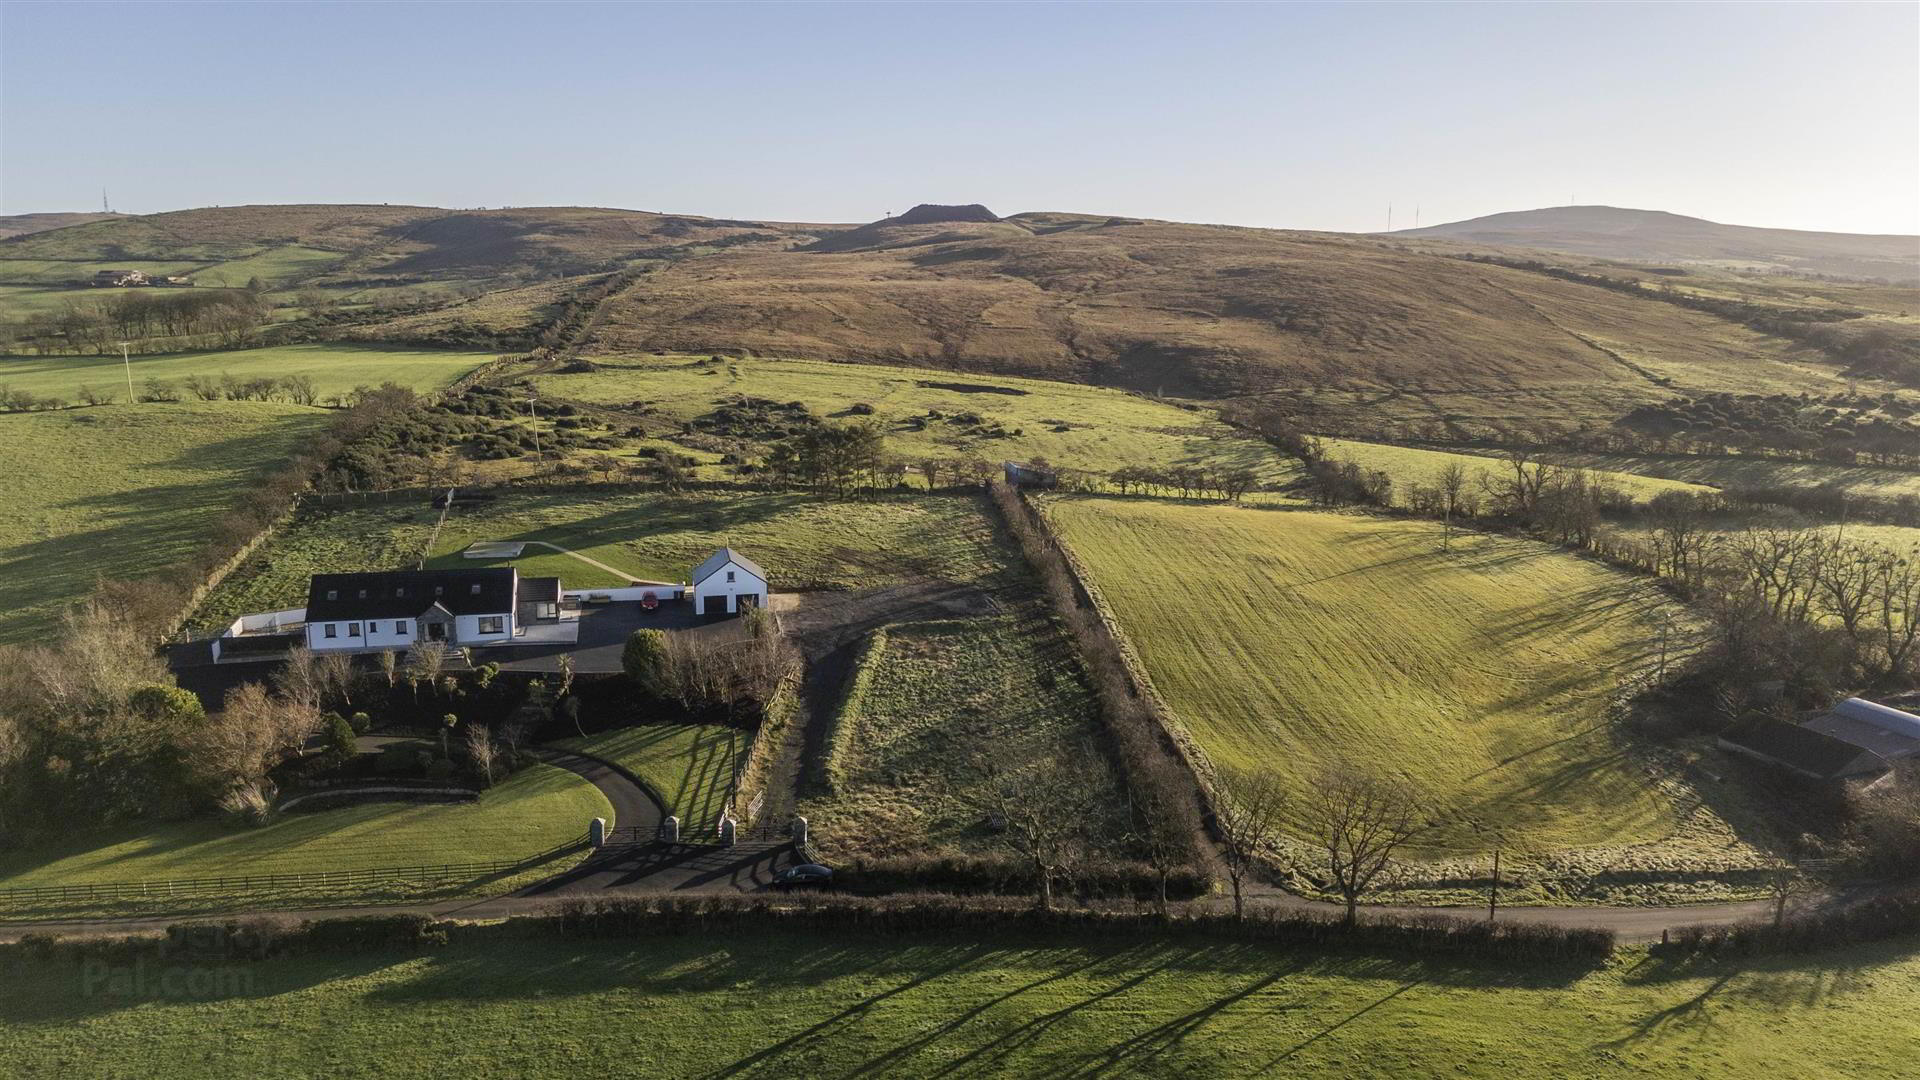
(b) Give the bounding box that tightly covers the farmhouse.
[689,547,768,616]
[90,269,148,287]
[303,567,562,652]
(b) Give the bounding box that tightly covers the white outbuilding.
[689,547,769,616]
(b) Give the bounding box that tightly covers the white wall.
[562,586,686,603]
[226,607,305,636]
[455,612,515,644]
[308,618,418,651]
[692,562,768,614]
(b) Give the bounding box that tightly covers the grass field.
[185,245,348,287]
[0,258,209,285]
[0,401,333,643]
[1511,448,1920,500]
[1043,497,1763,893]
[1319,438,1713,503]
[3,928,1913,1078]
[558,724,747,832]
[0,761,607,917]
[0,342,495,404]
[799,615,1126,860]
[538,353,1295,482]
[196,490,1014,629]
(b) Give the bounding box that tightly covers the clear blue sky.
[3,1,1915,234]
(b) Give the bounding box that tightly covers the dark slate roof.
[519,576,561,603]
[691,547,767,586]
[306,569,518,621]
[1719,718,1888,780]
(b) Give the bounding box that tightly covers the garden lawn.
[537,352,1296,482]
[2,929,1915,1078]
[0,342,494,404]
[799,615,1129,860]
[1318,438,1713,504]
[198,490,1017,628]
[557,724,747,832]
[0,401,332,643]
[1042,497,1720,863]
[0,761,607,916]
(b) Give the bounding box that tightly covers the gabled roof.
[1719,718,1889,780]
[306,568,518,621]
[691,547,766,586]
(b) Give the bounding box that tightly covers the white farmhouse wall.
[455,612,515,644]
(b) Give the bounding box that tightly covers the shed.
[1718,718,1890,782]
[689,547,768,617]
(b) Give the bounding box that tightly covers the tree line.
[2,289,272,355]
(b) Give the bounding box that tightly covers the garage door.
[702,594,728,616]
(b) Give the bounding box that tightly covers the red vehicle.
[640,591,659,612]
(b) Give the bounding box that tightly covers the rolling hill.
[1395,205,1919,283]
[5,202,1910,439]
[0,211,123,241]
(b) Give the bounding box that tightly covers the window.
[471,583,482,595]
[726,570,736,583]
[396,621,408,635]
[325,590,338,601]
[357,589,368,599]
[395,587,406,598]
[323,624,337,639]
[434,585,444,596]
[478,616,504,635]
[347,622,361,637]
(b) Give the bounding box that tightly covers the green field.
[185,245,348,287]
[1319,438,1714,503]
[0,401,333,643]
[1043,498,1761,891]
[558,724,747,832]
[0,258,209,285]
[196,490,1015,629]
[1516,448,1920,500]
[0,342,495,404]
[3,927,1913,1078]
[539,353,1295,482]
[800,615,1126,860]
[0,761,607,917]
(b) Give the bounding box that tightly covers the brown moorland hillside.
[0,212,124,241]
[1396,205,1920,283]
[589,214,1867,427]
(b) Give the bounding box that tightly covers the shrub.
[1653,888,1920,958]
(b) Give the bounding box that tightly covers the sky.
[2,1,1916,235]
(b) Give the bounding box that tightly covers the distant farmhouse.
[1718,696,1920,783]
[89,269,193,288]
[91,269,148,287]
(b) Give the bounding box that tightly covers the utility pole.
[526,390,541,468]
[1488,842,1502,922]
[118,341,135,403]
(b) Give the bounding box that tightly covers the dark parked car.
[771,863,834,890]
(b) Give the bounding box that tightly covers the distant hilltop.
[890,203,1000,226]
[1394,205,1918,283]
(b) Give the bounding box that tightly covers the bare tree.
[1436,461,1469,551]
[1216,776,1287,920]
[316,649,356,709]
[404,640,445,700]
[275,645,325,710]
[378,649,399,689]
[956,743,1097,910]
[1304,766,1425,925]
[464,722,499,787]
